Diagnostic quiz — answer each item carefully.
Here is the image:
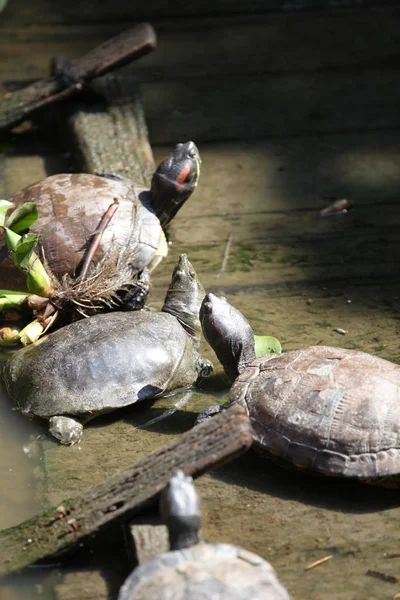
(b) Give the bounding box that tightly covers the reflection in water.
[0,379,48,599]
[0,382,44,530]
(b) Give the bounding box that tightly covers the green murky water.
[1,137,400,599]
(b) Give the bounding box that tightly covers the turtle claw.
[195,404,224,426]
[48,416,83,445]
[121,269,151,311]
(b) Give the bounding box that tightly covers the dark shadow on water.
[212,449,400,514]
[87,374,229,436]
[0,525,130,600]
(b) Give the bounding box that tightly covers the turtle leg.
[197,357,214,380]
[48,416,83,445]
[121,268,151,311]
[195,404,224,426]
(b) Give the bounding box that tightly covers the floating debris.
[334,328,347,335]
[305,554,333,570]
[384,553,400,559]
[319,198,352,217]
[217,232,233,277]
[366,569,399,584]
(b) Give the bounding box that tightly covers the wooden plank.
[2,8,400,84]
[1,0,396,25]
[0,23,156,133]
[69,76,155,183]
[125,513,169,565]
[0,405,252,576]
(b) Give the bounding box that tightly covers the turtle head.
[162,254,204,347]
[200,293,256,381]
[160,470,201,551]
[150,141,201,227]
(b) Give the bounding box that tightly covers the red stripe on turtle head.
[176,160,193,184]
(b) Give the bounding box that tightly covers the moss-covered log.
[0,405,252,576]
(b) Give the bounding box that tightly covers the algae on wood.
[0,405,252,576]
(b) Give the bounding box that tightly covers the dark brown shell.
[231,346,400,484]
[0,173,162,289]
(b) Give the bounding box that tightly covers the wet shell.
[3,310,201,420]
[231,346,400,485]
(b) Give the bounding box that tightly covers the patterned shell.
[230,346,400,483]
[0,173,162,287]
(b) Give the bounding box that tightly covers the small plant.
[0,200,56,345]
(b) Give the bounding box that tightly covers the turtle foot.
[195,404,224,426]
[121,269,151,311]
[48,416,83,445]
[197,358,214,380]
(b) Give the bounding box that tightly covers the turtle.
[199,293,400,487]
[118,470,292,600]
[1,255,212,445]
[0,141,201,312]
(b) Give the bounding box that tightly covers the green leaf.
[0,0,8,15]
[0,200,14,227]
[15,233,40,270]
[6,203,39,233]
[5,228,39,271]
[254,335,282,357]
[0,290,29,306]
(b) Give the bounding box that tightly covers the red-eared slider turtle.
[200,293,400,487]
[0,141,201,311]
[2,255,212,444]
[118,471,291,600]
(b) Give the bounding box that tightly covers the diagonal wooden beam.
[0,23,156,133]
[0,405,252,576]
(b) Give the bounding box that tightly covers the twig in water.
[366,570,399,584]
[217,232,233,277]
[305,555,333,570]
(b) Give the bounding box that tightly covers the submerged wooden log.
[0,405,252,576]
[0,23,156,133]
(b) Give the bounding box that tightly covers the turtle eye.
[189,148,197,159]
[189,270,195,278]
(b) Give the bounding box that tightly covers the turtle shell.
[0,173,163,288]
[118,543,291,600]
[231,346,400,484]
[2,310,200,420]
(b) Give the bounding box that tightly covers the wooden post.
[68,75,155,185]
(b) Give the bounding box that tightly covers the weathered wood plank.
[126,514,169,565]
[0,23,156,133]
[1,0,396,25]
[0,405,252,576]
[69,76,155,183]
[2,8,400,84]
